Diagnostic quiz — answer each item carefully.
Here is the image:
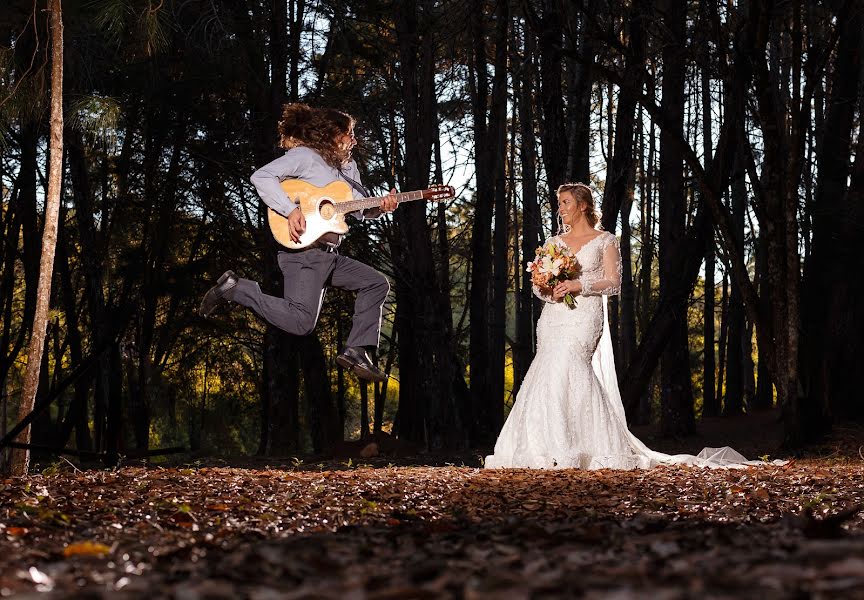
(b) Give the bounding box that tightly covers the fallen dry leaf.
[63,541,112,558]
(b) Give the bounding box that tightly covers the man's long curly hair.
[278,103,354,168]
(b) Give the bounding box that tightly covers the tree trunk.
[658,0,694,437]
[752,228,774,409]
[10,0,64,475]
[359,381,369,440]
[701,0,717,417]
[262,329,300,455]
[538,0,568,217]
[514,24,541,392]
[635,102,655,426]
[489,0,509,437]
[392,0,467,449]
[564,3,592,184]
[300,335,339,452]
[466,0,495,444]
[801,2,863,426]
[600,0,645,384]
[723,154,746,417]
[55,222,92,452]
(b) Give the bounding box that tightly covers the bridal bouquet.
[527,241,581,308]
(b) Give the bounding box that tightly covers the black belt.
[283,241,339,254]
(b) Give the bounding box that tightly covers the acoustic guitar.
[268,180,455,250]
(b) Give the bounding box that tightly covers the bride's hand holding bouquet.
[552,279,582,303]
[527,242,582,308]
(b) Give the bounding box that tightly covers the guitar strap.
[338,168,371,198]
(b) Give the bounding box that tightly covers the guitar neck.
[336,190,426,214]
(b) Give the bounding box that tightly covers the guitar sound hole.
[319,200,336,220]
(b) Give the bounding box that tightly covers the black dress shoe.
[199,270,238,317]
[336,347,388,382]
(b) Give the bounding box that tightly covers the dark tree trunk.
[392,0,467,449]
[489,0,509,436]
[752,228,773,410]
[104,343,123,466]
[635,103,655,426]
[514,24,541,392]
[299,335,339,452]
[88,100,139,453]
[701,0,717,417]
[262,329,301,455]
[658,0,695,437]
[600,0,645,389]
[723,154,746,417]
[231,0,305,455]
[466,0,495,444]
[801,2,864,425]
[55,218,92,452]
[359,381,369,439]
[538,0,568,218]
[564,2,592,184]
[716,272,729,407]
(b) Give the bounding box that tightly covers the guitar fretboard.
[336,191,426,214]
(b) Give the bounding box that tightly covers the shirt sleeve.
[579,234,622,296]
[249,149,312,217]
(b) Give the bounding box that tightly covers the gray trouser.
[230,248,390,348]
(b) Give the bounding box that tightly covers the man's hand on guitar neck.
[381,188,398,213]
[287,206,306,243]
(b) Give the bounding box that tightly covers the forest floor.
[1,414,863,599]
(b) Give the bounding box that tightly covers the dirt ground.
[1,415,862,599]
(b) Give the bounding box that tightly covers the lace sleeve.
[532,284,555,303]
[579,234,622,297]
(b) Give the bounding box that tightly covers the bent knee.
[281,308,318,336]
[297,321,317,336]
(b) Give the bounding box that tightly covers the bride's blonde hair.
[557,182,602,229]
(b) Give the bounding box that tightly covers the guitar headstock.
[423,185,455,202]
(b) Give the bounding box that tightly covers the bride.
[485,183,760,470]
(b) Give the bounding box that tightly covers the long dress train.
[485,231,766,470]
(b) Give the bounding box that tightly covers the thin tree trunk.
[636,100,654,425]
[359,381,369,440]
[489,0,509,436]
[600,0,645,389]
[55,220,92,452]
[701,0,717,417]
[716,272,729,407]
[752,228,773,409]
[10,0,64,475]
[467,0,494,444]
[723,153,746,417]
[514,22,540,392]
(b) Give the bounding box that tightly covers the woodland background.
[1,0,862,466]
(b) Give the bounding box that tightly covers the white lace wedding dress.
[485,231,760,470]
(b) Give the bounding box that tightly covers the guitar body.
[268,180,353,250]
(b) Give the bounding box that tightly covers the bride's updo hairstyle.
[557,182,602,229]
